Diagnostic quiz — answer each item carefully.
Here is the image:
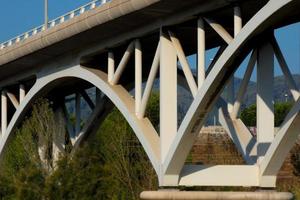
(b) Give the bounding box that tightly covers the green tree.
[0,99,65,199]
[240,102,293,127]
[0,93,159,199]
[240,104,257,127]
[274,102,293,126]
[46,93,159,199]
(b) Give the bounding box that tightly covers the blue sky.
[0,0,90,42]
[197,22,300,80]
[0,0,299,80]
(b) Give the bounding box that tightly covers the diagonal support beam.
[271,37,300,101]
[80,89,95,110]
[169,31,198,97]
[73,96,106,149]
[138,41,160,119]
[204,18,233,44]
[111,41,135,85]
[219,103,257,164]
[7,91,19,109]
[206,45,226,77]
[232,50,257,119]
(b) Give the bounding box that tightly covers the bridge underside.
[0,0,299,189]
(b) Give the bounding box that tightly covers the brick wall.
[190,126,299,183]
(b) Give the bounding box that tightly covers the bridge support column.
[108,52,115,84]
[257,40,274,161]
[75,92,81,138]
[135,39,142,115]
[1,91,7,135]
[197,18,205,88]
[227,6,242,113]
[19,84,25,103]
[52,105,66,168]
[257,39,275,186]
[160,31,177,176]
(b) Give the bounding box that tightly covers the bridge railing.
[0,0,110,50]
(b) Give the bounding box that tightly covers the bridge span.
[0,0,299,192]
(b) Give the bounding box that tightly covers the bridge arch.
[0,65,160,174]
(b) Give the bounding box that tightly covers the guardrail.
[0,0,111,50]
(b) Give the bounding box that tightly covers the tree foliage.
[0,99,58,199]
[240,102,293,127]
[0,93,159,199]
[46,93,159,199]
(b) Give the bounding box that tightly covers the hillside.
[237,74,300,107]
[70,74,300,126]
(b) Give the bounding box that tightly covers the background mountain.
[234,74,300,107]
[176,74,300,125]
[70,74,300,126]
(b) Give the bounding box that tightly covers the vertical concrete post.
[52,105,66,169]
[234,6,242,37]
[160,30,177,161]
[108,52,115,83]
[75,92,81,137]
[197,18,205,88]
[135,39,142,115]
[1,91,7,135]
[227,80,235,113]
[257,40,274,163]
[227,6,242,113]
[19,84,25,103]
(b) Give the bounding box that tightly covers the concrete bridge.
[0,0,299,198]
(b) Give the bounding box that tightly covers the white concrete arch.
[162,0,297,185]
[0,65,160,174]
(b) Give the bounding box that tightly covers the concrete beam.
[179,165,259,186]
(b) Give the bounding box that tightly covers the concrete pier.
[140,191,293,200]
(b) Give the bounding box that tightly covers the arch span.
[0,65,160,174]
